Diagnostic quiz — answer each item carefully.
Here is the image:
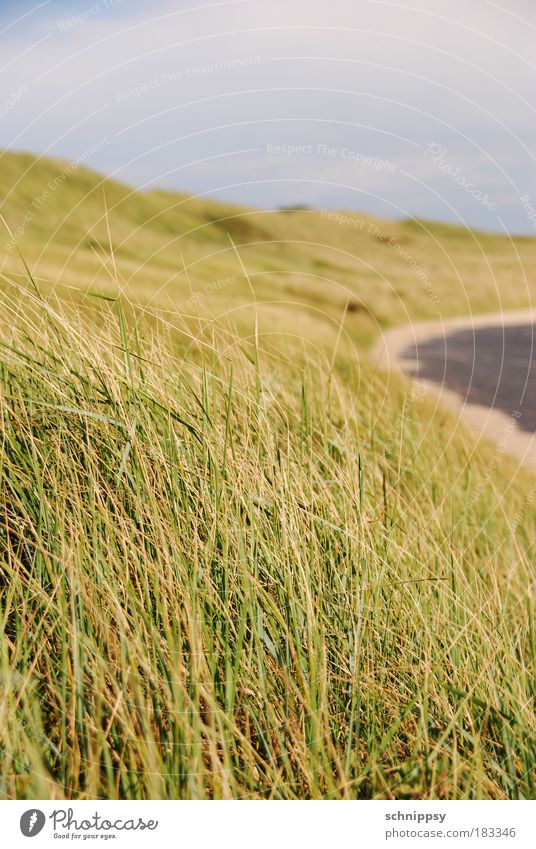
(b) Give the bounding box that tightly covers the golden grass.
[0,151,534,799]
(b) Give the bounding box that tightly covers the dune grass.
[2,150,536,353]
[0,276,534,800]
[0,151,535,799]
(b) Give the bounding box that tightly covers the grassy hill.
[3,150,536,350]
[0,150,534,800]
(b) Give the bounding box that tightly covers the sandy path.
[372,309,536,474]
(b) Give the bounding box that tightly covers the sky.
[1,0,535,233]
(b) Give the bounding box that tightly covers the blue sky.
[1,0,535,233]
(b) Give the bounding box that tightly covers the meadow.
[0,151,534,799]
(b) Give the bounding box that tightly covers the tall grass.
[0,277,534,800]
[3,150,536,354]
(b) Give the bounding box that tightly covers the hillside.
[0,151,534,800]
[2,150,536,352]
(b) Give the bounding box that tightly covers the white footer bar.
[1,799,534,848]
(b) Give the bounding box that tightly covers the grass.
[0,151,534,799]
[2,150,536,350]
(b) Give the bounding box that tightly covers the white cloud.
[1,0,535,230]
